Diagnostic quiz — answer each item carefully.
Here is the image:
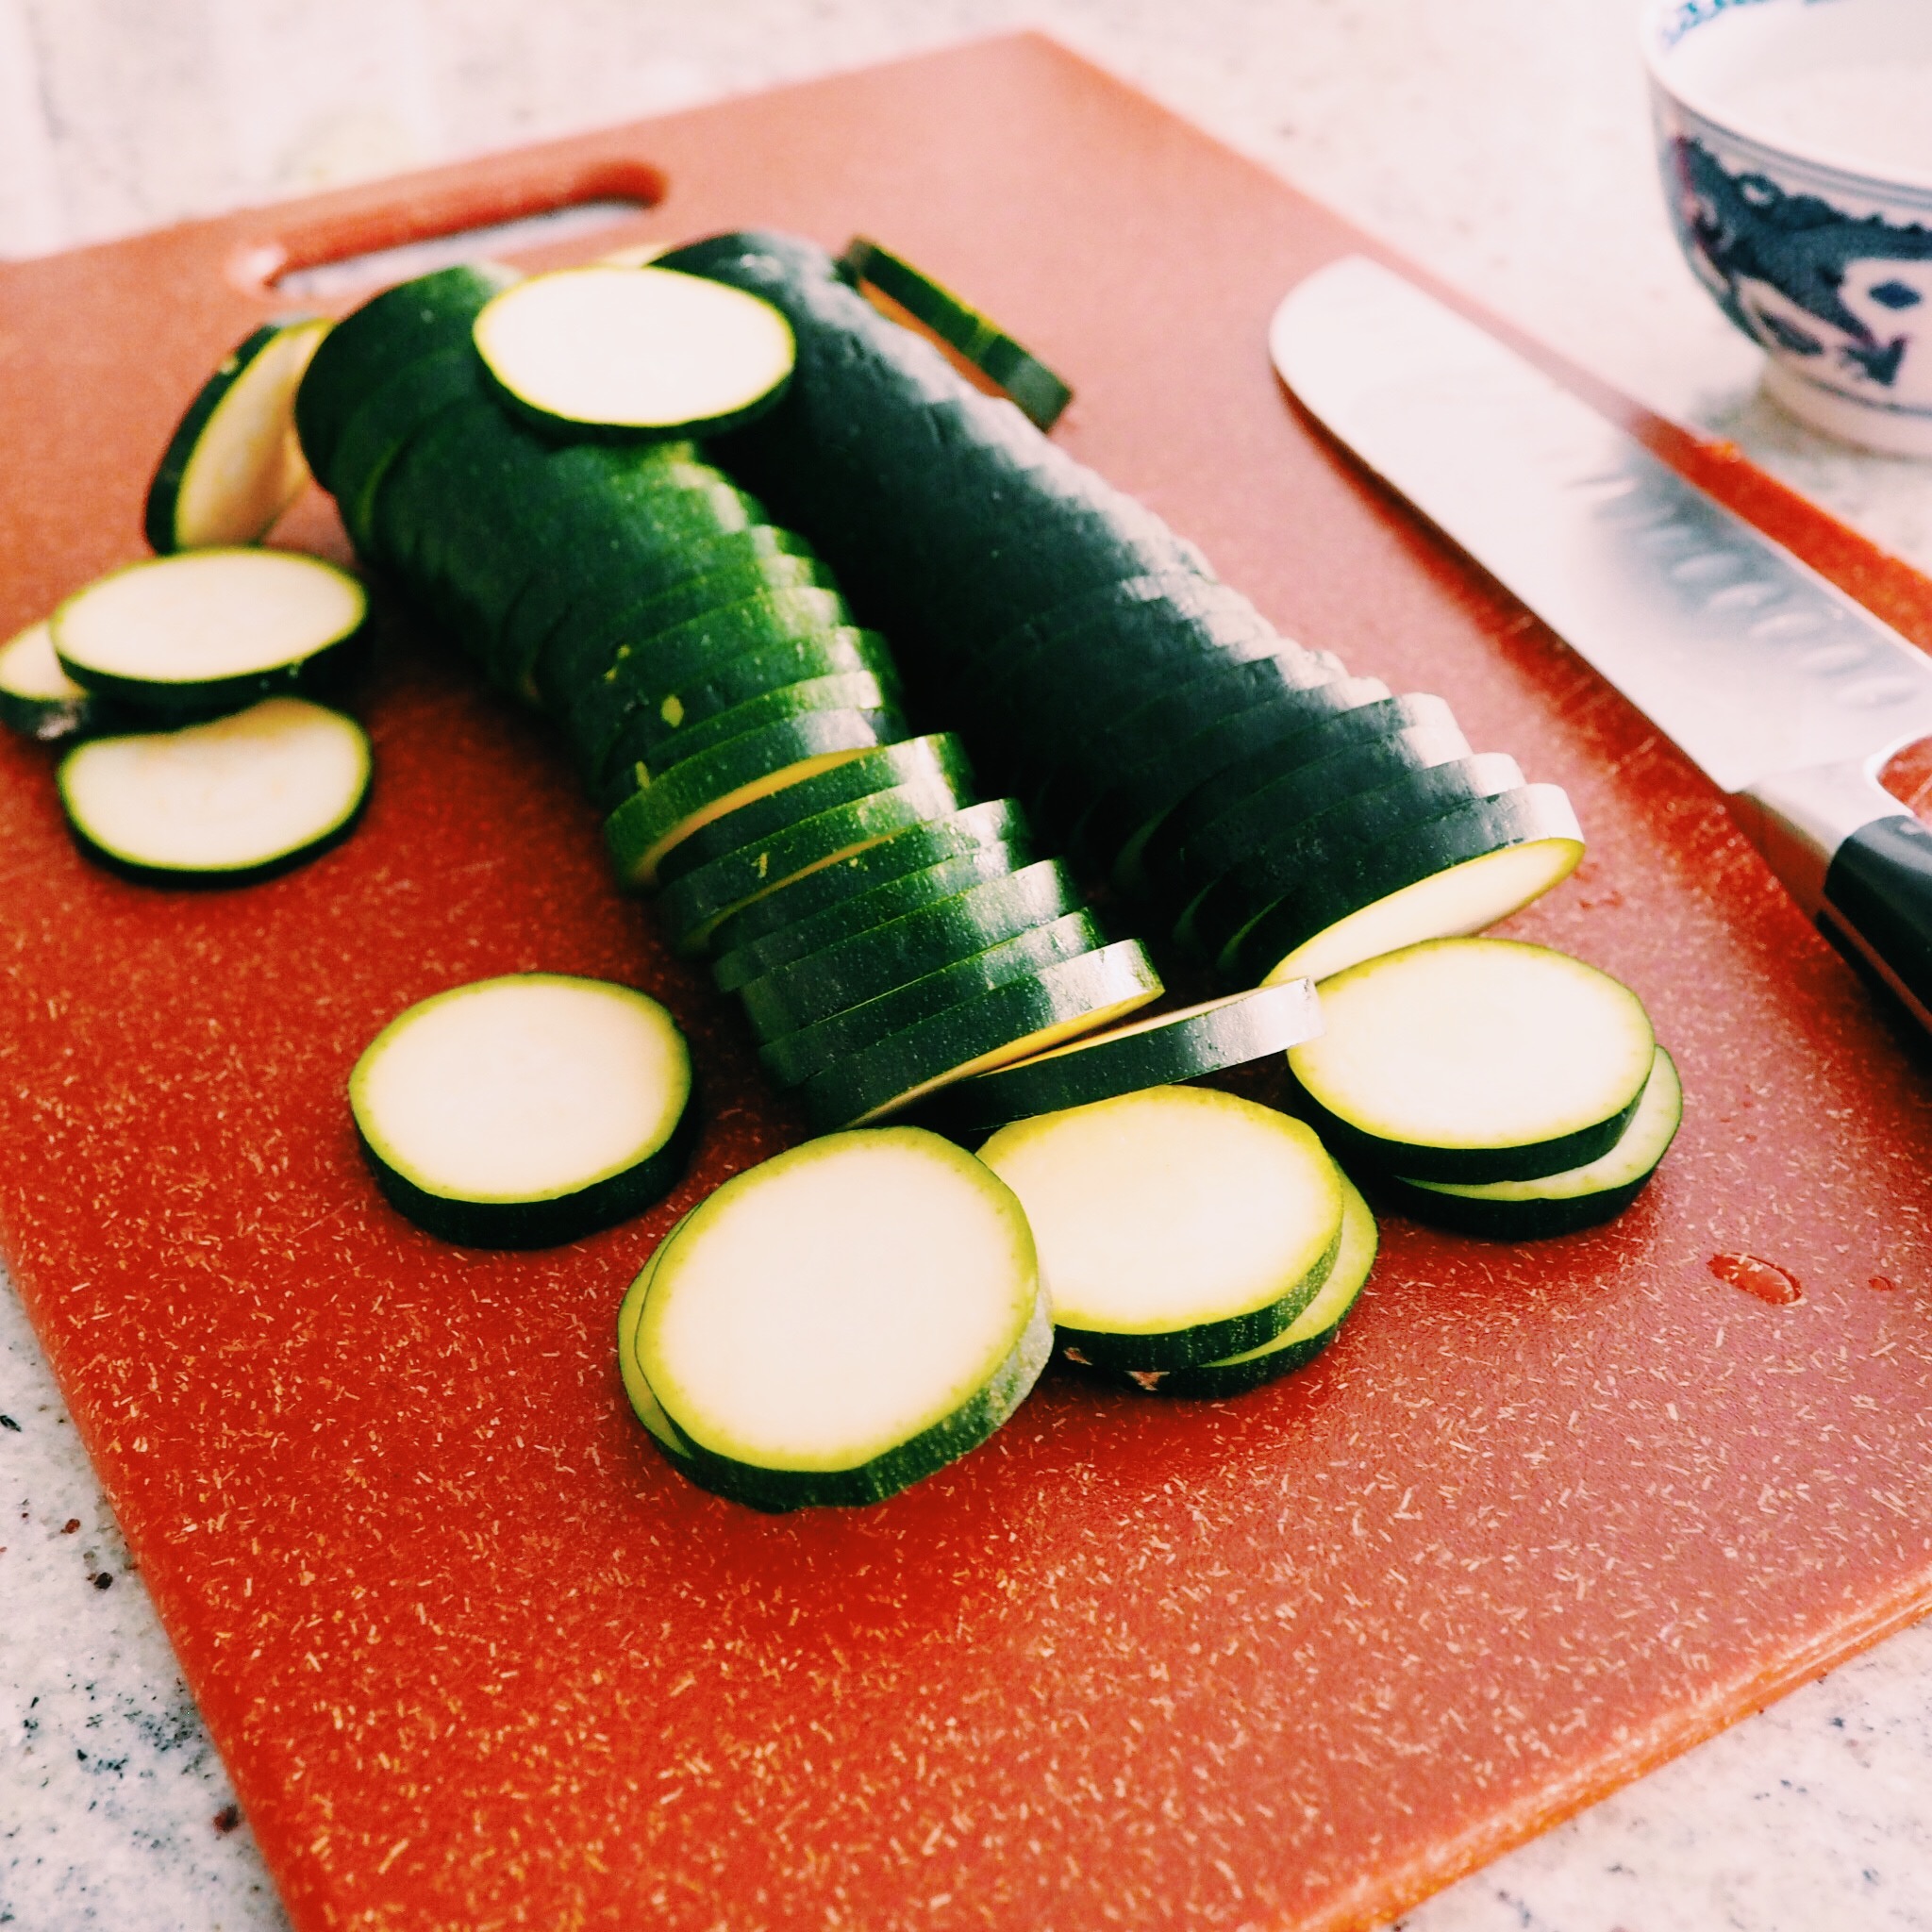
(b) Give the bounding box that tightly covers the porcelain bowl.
[1642,0,1932,457]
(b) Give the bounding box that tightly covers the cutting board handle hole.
[231,158,663,301]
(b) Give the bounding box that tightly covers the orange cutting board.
[4,34,1931,1932]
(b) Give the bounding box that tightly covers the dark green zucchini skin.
[354,1102,695,1250]
[1372,1168,1656,1241]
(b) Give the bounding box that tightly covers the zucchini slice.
[796,939,1163,1130]
[616,1219,694,1459]
[1115,1172,1378,1398]
[145,318,332,553]
[738,858,1087,1041]
[57,695,370,885]
[634,1128,1049,1510]
[1387,1046,1682,1239]
[978,1085,1344,1369]
[473,266,795,441]
[920,980,1324,1141]
[1287,938,1656,1183]
[51,549,367,715]
[603,715,908,890]
[0,619,92,741]
[350,974,693,1249]
[839,236,1073,430]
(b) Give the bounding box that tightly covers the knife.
[1270,255,1932,1035]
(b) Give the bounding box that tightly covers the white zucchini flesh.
[57,696,370,878]
[150,318,332,550]
[52,549,366,703]
[636,1129,1044,1493]
[1288,939,1655,1161]
[978,1085,1344,1365]
[1408,1045,1681,1204]
[474,266,795,434]
[1260,838,1583,987]
[351,975,691,1207]
[0,620,85,704]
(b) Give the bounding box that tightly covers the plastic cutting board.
[3,33,1931,1932]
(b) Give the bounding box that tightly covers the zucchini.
[795,940,1162,1129]
[52,549,367,716]
[145,318,331,552]
[652,733,977,891]
[632,1127,1049,1510]
[1386,1046,1682,1239]
[473,265,795,440]
[0,620,92,741]
[839,237,1073,430]
[714,839,1029,992]
[1235,786,1587,988]
[708,796,1029,959]
[615,1218,693,1459]
[294,261,519,484]
[57,695,370,885]
[918,980,1323,1141]
[977,1085,1344,1369]
[603,712,909,889]
[1286,938,1656,1183]
[628,672,903,784]
[738,858,1087,1041]
[1181,753,1526,964]
[1111,1172,1378,1398]
[760,911,1106,1091]
[350,974,692,1249]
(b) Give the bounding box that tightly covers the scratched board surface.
[2,35,1930,1932]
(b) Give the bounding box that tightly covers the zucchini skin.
[356,1100,696,1251]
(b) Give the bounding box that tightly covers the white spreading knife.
[1270,256,1932,1033]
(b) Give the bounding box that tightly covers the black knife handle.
[1822,815,1932,1033]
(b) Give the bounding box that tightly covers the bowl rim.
[1638,0,1932,198]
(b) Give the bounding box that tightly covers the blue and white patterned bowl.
[1642,0,1932,456]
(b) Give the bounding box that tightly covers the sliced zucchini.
[978,1086,1343,1369]
[145,318,332,553]
[1386,1046,1682,1239]
[350,974,693,1249]
[713,839,1027,993]
[294,261,519,485]
[633,672,901,781]
[738,858,1086,1041]
[1115,1173,1378,1397]
[603,714,908,890]
[52,549,367,715]
[708,796,1029,960]
[634,1127,1049,1510]
[0,620,92,741]
[796,940,1163,1130]
[919,980,1323,1141]
[1287,938,1656,1183]
[474,266,795,441]
[839,236,1073,430]
[616,1219,693,1459]
[327,343,485,559]
[760,912,1106,1091]
[57,695,369,885]
[1237,787,1587,988]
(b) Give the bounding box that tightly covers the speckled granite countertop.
[4,4,1931,1928]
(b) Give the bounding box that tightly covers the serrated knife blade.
[1270,255,1932,1033]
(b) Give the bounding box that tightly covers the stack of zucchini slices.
[652,232,1586,989]
[293,259,1174,1129]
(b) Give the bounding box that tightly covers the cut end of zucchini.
[350,974,693,1248]
[57,695,371,884]
[52,549,368,713]
[474,266,795,440]
[635,1128,1047,1507]
[146,318,332,553]
[0,619,92,741]
[980,1085,1345,1369]
[1259,834,1584,988]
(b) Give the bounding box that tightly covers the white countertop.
[5,3,1932,1928]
